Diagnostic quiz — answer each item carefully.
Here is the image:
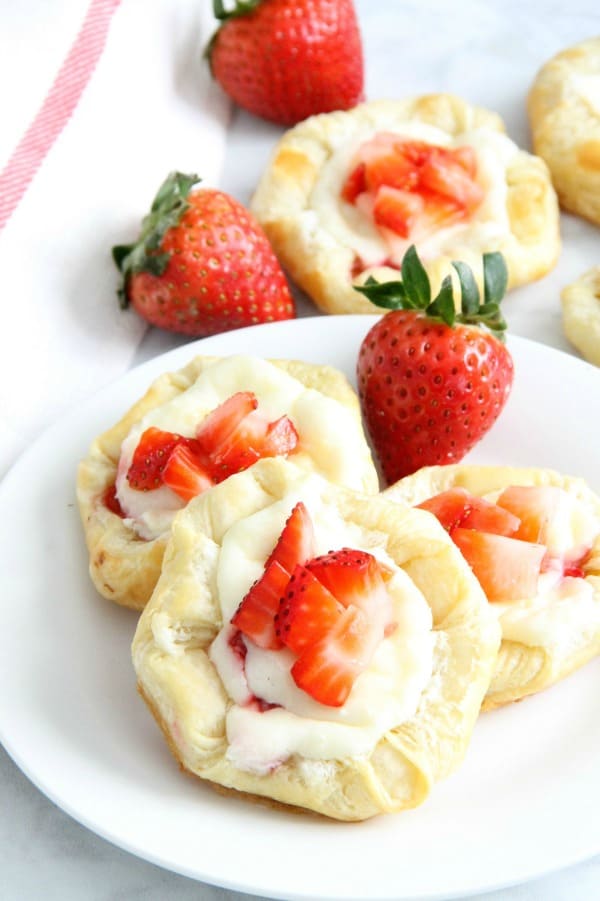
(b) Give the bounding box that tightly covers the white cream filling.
[309,122,518,267]
[115,355,371,540]
[208,476,434,774]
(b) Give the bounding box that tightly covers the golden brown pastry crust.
[251,94,560,315]
[561,266,600,366]
[77,356,378,611]
[528,37,600,224]
[132,458,500,821]
[384,464,600,711]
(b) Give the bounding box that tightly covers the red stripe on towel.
[0,0,121,232]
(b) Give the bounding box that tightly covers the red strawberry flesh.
[275,565,344,654]
[264,502,316,576]
[231,560,290,650]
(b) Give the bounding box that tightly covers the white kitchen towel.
[0,0,230,476]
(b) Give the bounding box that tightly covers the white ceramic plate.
[1,316,599,901]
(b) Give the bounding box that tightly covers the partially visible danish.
[77,354,378,611]
[251,94,560,315]
[132,458,500,820]
[528,37,600,225]
[384,464,600,711]
[561,266,600,366]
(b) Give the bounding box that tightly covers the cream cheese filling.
[115,355,372,540]
[208,478,435,775]
[309,122,518,267]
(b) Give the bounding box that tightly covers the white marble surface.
[2,1,600,899]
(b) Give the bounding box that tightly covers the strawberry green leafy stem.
[212,0,262,21]
[112,171,200,309]
[354,245,509,342]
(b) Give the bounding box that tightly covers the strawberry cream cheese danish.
[251,94,560,315]
[132,458,500,820]
[385,464,600,710]
[77,355,378,610]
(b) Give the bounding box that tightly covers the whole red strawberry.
[113,172,294,336]
[356,247,514,483]
[207,0,364,126]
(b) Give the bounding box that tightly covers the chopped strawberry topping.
[231,560,290,650]
[418,488,521,536]
[265,501,315,575]
[373,187,424,238]
[291,606,378,707]
[231,501,315,650]
[306,547,392,622]
[341,162,367,203]
[195,391,258,454]
[229,507,393,708]
[419,149,483,211]
[162,444,213,502]
[102,483,124,517]
[275,565,343,654]
[342,133,483,241]
[452,529,546,603]
[125,392,298,498]
[496,485,563,545]
[126,427,201,491]
[262,416,299,456]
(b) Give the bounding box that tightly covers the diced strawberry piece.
[275,565,344,653]
[452,528,546,603]
[197,392,298,481]
[209,411,266,479]
[415,191,467,234]
[364,151,419,194]
[452,144,478,177]
[341,163,367,203]
[496,485,564,545]
[102,483,124,517]
[261,415,298,456]
[291,605,377,707]
[195,391,258,455]
[393,139,433,167]
[265,501,316,576]
[231,560,290,650]
[418,488,521,536]
[162,444,214,502]
[127,427,194,491]
[306,548,389,611]
[419,149,483,211]
[373,186,424,238]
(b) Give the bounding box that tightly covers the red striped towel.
[0,0,229,476]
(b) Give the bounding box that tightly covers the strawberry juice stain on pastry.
[77,355,378,611]
[384,464,600,711]
[132,458,500,821]
[251,95,560,315]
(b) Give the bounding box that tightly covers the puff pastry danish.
[77,354,378,611]
[132,458,500,821]
[561,266,600,366]
[251,94,560,315]
[384,464,600,711]
[528,37,600,225]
